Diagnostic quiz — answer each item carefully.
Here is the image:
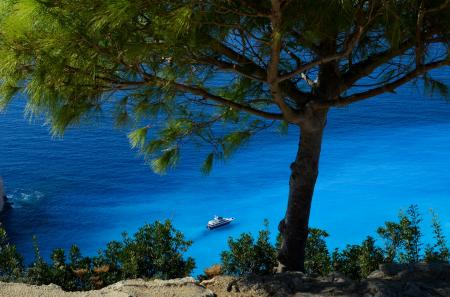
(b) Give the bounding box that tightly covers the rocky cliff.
[1,263,449,297]
[0,177,5,212]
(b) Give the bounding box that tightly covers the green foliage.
[424,210,450,263]
[1,220,194,291]
[377,205,422,263]
[27,236,52,285]
[201,153,214,175]
[222,131,252,158]
[304,228,331,276]
[358,237,385,278]
[128,127,149,149]
[0,0,279,175]
[222,206,449,280]
[331,245,361,280]
[2,0,445,177]
[117,220,195,280]
[150,147,179,174]
[332,236,384,280]
[221,220,277,276]
[0,228,23,280]
[1,206,449,288]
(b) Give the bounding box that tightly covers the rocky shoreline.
[1,263,449,297]
[0,177,12,214]
[0,177,5,212]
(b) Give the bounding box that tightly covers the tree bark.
[277,108,328,272]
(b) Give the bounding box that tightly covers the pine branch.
[278,26,364,83]
[324,59,450,108]
[209,37,313,105]
[138,72,283,121]
[170,81,284,121]
[267,0,303,124]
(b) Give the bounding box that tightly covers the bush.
[221,220,277,276]
[332,236,384,280]
[0,227,23,280]
[198,264,222,281]
[424,210,450,263]
[89,220,195,287]
[358,237,384,278]
[26,236,52,285]
[5,220,194,291]
[115,220,195,280]
[304,228,331,276]
[220,205,449,280]
[377,205,422,264]
[1,205,449,288]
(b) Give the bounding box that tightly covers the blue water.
[1,69,450,275]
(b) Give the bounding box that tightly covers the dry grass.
[204,264,223,279]
[72,268,88,278]
[93,265,110,274]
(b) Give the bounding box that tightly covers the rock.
[323,271,350,283]
[1,268,450,297]
[202,272,450,297]
[0,278,215,297]
[379,262,450,281]
[378,263,409,276]
[0,176,4,212]
[367,270,386,279]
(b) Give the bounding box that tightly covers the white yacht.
[207,215,235,230]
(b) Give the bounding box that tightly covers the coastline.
[0,177,5,212]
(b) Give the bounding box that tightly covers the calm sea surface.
[1,69,450,274]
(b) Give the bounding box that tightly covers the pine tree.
[0,0,449,271]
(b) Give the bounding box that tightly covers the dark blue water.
[1,69,450,275]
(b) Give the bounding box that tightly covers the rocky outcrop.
[202,263,450,297]
[0,277,215,297]
[1,264,449,297]
[0,177,5,212]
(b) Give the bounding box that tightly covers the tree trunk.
[277,108,328,272]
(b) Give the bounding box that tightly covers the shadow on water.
[189,222,239,243]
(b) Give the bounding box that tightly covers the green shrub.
[377,205,423,264]
[424,210,450,263]
[221,220,277,276]
[26,236,52,285]
[0,227,23,280]
[358,237,384,278]
[118,220,195,280]
[19,220,194,290]
[331,236,384,280]
[304,228,331,276]
[1,206,449,288]
[332,245,360,280]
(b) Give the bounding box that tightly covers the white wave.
[7,189,44,208]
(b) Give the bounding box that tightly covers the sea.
[0,68,449,275]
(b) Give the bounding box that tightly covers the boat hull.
[207,220,232,230]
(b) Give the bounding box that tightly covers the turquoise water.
[1,69,450,274]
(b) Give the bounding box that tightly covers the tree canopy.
[0,0,448,173]
[0,0,449,272]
